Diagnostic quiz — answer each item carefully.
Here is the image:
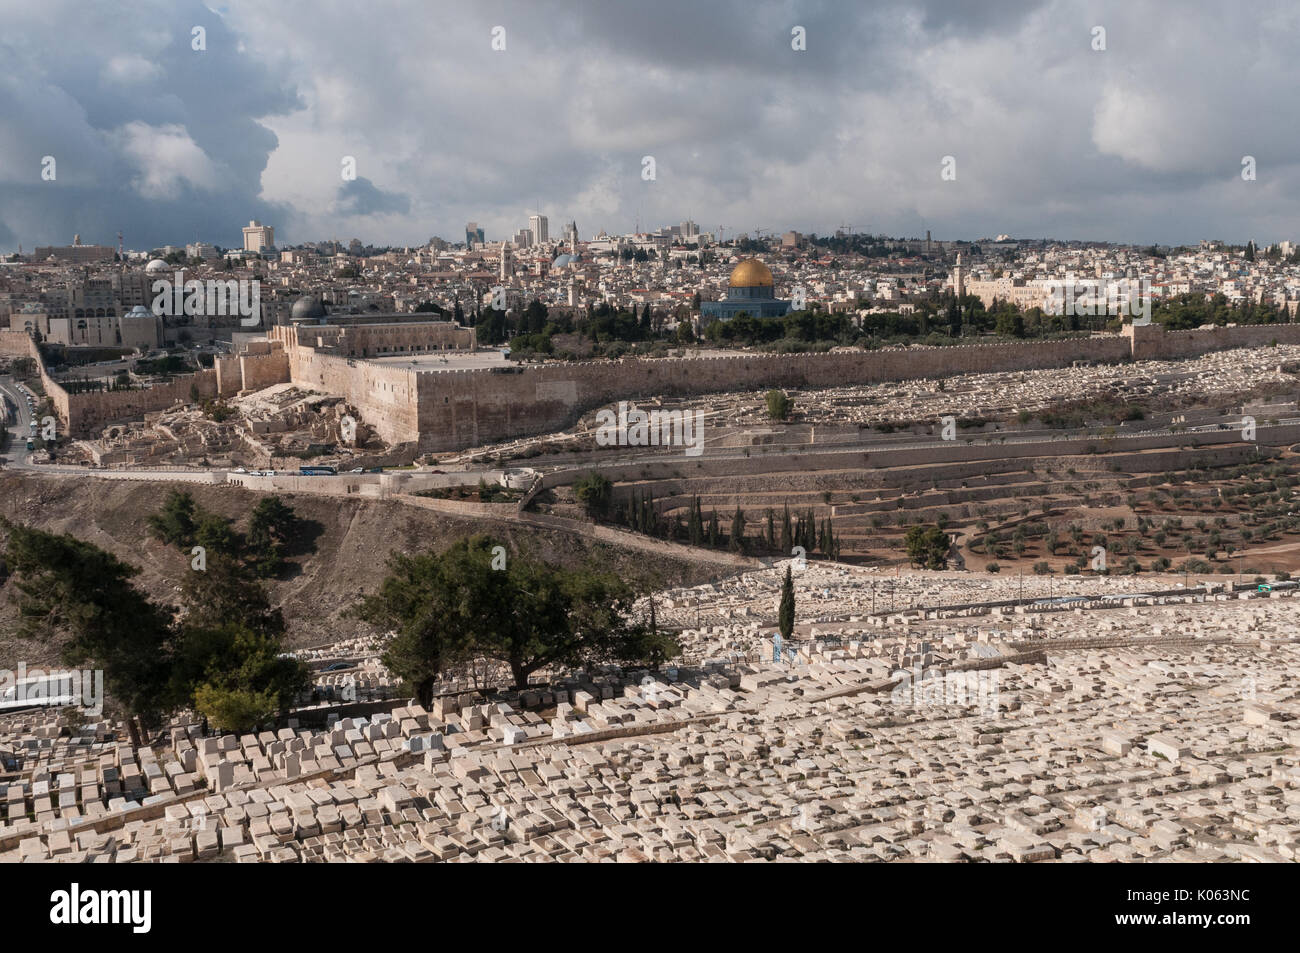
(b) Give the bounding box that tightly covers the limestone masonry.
[8,321,1300,448]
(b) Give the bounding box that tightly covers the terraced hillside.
[545,442,1300,576]
[0,472,724,666]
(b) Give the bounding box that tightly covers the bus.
[299,466,338,476]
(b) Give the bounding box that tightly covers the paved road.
[0,375,35,467]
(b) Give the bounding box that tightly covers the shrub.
[765,389,792,420]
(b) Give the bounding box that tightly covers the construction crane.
[753,226,769,240]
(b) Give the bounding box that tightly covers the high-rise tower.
[529,214,548,245]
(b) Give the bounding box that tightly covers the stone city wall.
[411,337,1134,451]
[214,354,243,397]
[404,322,1300,452]
[59,370,219,436]
[0,329,34,358]
[5,329,220,436]
[238,347,291,392]
[1126,321,1300,360]
[19,320,1294,447]
[214,342,292,397]
[281,341,420,446]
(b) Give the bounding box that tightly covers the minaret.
[953,253,965,298]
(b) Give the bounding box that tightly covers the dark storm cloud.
[336,177,411,217]
[0,0,300,251]
[3,0,1300,250]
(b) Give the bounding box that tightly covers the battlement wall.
[410,336,1132,451]
[284,343,419,445]
[0,329,34,359]
[60,370,219,436]
[262,321,1300,454]
[1127,322,1300,360]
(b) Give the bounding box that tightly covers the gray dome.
[290,296,327,321]
[552,253,577,268]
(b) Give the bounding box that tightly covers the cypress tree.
[729,507,746,553]
[778,565,795,640]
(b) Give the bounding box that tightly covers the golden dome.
[729,259,774,287]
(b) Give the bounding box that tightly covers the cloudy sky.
[2,0,1299,253]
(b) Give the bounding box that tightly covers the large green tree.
[180,553,285,637]
[729,507,747,553]
[349,541,490,706]
[494,549,654,688]
[904,524,951,570]
[3,521,175,744]
[147,489,199,547]
[245,496,300,577]
[6,517,306,742]
[574,471,613,518]
[353,535,675,697]
[180,625,309,734]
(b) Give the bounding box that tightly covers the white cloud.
[109,121,224,200]
[102,54,163,86]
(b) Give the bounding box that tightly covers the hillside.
[0,472,722,665]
